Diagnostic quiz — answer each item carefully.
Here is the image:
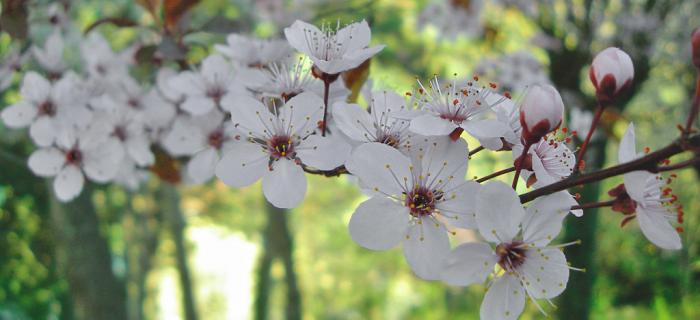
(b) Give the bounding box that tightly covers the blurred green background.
[1,0,700,319]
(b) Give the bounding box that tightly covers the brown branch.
[571,199,615,211]
[519,133,700,203]
[302,164,348,177]
[476,167,515,183]
[469,145,484,157]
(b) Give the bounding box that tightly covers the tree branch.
[520,133,700,203]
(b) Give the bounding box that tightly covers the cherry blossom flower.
[1,72,91,147]
[215,34,292,67]
[81,32,131,83]
[162,110,236,184]
[405,77,510,144]
[346,140,479,280]
[617,123,682,250]
[519,84,564,145]
[442,181,575,319]
[0,48,30,91]
[87,108,154,167]
[590,47,634,104]
[32,31,66,77]
[478,97,520,151]
[284,20,385,75]
[333,90,425,155]
[512,137,576,187]
[169,54,245,115]
[27,127,124,201]
[215,92,349,208]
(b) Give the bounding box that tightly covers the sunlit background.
[1,0,700,319]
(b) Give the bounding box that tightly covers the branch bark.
[520,133,700,203]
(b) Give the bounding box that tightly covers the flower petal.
[403,219,450,280]
[1,102,37,128]
[437,181,480,229]
[181,96,216,116]
[637,206,682,250]
[618,122,637,163]
[623,171,652,203]
[28,147,64,177]
[348,197,408,251]
[82,138,124,182]
[221,94,274,136]
[520,247,570,299]
[262,159,307,208]
[187,147,219,184]
[297,134,350,170]
[332,101,374,142]
[20,72,51,104]
[215,142,268,187]
[54,165,84,202]
[480,274,525,320]
[409,114,457,136]
[345,142,412,196]
[281,91,325,137]
[475,181,525,243]
[461,119,510,139]
[522,191,574,246]
[441,242,497,286]
[29,116,55,147]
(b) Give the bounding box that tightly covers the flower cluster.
[0,9,690,319]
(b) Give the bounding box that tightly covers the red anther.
[452,99,459,106]
[578,160,586,171]
[405,92,412,96]
[676,227,684,233]
[473,75,479,81]
[317,120,325,131]
[667,178,673,185]
[574,193,581,199]
[565,137,572,143]
[234,135,241,140]
[476,100,482,106]
[554,142,559,148]
[571,130,578,136]
[670,173,678,178]
[671,195,678,202]
[489,82,497,88]
[561,127,568,133]
[418,88,424,94]
[504,91,512,99]
[644,147,651,153]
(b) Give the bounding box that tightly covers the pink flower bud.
[692,28,700,70]
[519,85,564,145]
[589,47,634,105]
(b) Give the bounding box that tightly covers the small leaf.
[342,59,372,103]
[157,35,187,60]
[164,0,200,32]
[0,0,28,40]
[84,17,139,35]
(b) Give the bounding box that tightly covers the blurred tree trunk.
[160,184,199,320]
[48,183,127,320]
[254,201,302,320]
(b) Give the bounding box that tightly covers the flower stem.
[512,143,532,189]
[683,72,700,138]
[576,103,605,173]
[477,166,516,183]
[468,145,484,157]
[321,79,331,137]
[571,199,615,210]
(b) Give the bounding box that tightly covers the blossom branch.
[468,145,484,157]
[476,166,515,183]
[519,133,700,203]
[682,73,700,138]
[575,102,604,172]
[570,199,615,211]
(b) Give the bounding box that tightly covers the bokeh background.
[1,0,700,319]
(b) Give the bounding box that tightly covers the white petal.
[520,247,570,299]
[345,142,412,196]
[522,191,573,246]
[20,72,51,104]
[332,101,374,142]
[1,102,37,128]
[29,116,55,147]
[461,119,510,139]
[262,159,307,208]
[420,137,468,186]
[531,152,555,185]
[480,275,525,320]
[162,117,206,156]
[475,181,525,243]
[282,91,325,137]
[221,94,273,136]
[348,197,408,251]
[441,242,497,286]
[409,114,457,136]
[215,142,268,187]
[181,96,216,115]
[637,207,682,250]
[187,147,219,184]
[82,138,124,182]
[437,181,480,229]
[297,134,351,170]
[623,171,652,203]
[618,122,637,163]
[126,135,155,166]
[337,20,371,52]
[403,219,450,280]
[28,147,64,177]
[54,165,84,202]
[284,20,320,57]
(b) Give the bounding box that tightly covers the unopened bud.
[692,28,700,69]
[519,85,564,145]
[589,47,634,105]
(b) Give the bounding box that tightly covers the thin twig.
[571,199,615,211]
[476,167,515,183]
[512,143,532,189]
[575,102,604,173]
[469,145,484,157]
